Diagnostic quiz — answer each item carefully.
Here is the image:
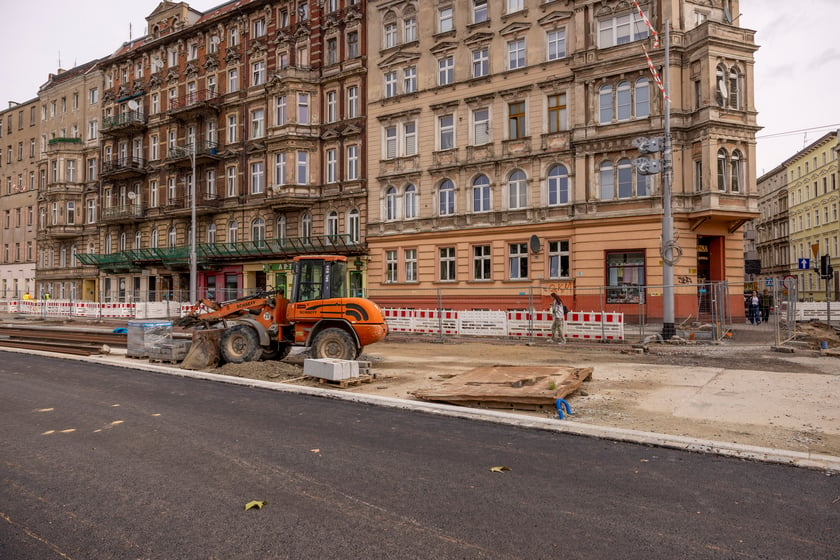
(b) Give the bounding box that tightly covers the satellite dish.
[529,234,541,254]
[127,99,140,111]
[127,191,137,199]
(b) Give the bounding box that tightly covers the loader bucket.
[180,329,222,370]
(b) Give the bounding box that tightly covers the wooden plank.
[412,366,592,407]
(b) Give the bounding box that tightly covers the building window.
[606,251,645,303]
[346,145,359,180]
[226,166,237,197]
[326,148,337,183]
[404,122,417,155]
[439,179,455,216]
[384,71,397,98]
[507,38,525,70]
[348,208,360,243]
[548,240,570,278]
[547,28,567,60]
[472,174,491,213]
[508,101,526,139]
[547,164,569,205]
[717,149,727,191]
[250,161,264,194]
[598,12,649,48]
[326,211,339,240]
[472,107,490,145]
[473,245,491,280]
[404,15,417,42]
[297,93,310,124]
[384,22,397,49]
[228,221,238,244]
[507,0,524,14]
[347,31,359,58]
[509,243,528,279]
[296,151,308,184]
[326,38,338,65]
[439,247,456,281]
[599,85,613,124]
[403,66,417,93]
[730,149,742,192]
[347,86,359,118]
[508,170,527,209]
[384,125,397,159]
[385,250,398,283]
[617,158,633,198]
[438,56,454,86]
[472,47,489,78]
[438,114,454,150]
[547,94,567,133]
[228,68,238,93]
[385,186,398,221]
[405,249,417,282]
[617,81,632,121]
[404,184,417,219]
[252,61,265,86]
[326,91,337,123]
[250,108,264,138]
[438,7,453,33]
[473,0,488,24]
[275,152,287,185]
[227,114,238,143]
[275,95,287,125]
[600,161,615,199]
[636,78,650,117]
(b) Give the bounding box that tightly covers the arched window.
[508,169,527,209]
[347,208,360,243]
[438,179,454,216]
[730,150,742,192]
[105,233,113,254]
[635,78,650,118]
[717,149,728,190]
[599,161,614,200]
[715,65,727,107]
[207,223,217,243]
[326,211,339,239]
[617,158,633,198]
[119,232,127,251]
[168,226,177,248]
[276,215,286,242]
[301,212,312,239]
[251,217,265,245]
[637,168,651,197]
[134,230,142,248]
[385,185,398,221]
[228,220,238,243]
[728,68,740,109]
[150,228,159,249]
[472,174,490,213]
[404,184,417,219]
[70,245,78,267]
[599,85,613,124]
[616,81,631,120]
[547,164,569,205]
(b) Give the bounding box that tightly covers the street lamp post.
[188,144,197,303]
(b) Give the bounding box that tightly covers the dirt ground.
[209,324,840,457]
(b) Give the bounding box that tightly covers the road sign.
[811,244,819,259]
[798,258,810,270]
[783,275,797,290]
[765,278,774,287]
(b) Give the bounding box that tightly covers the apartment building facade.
[75,0,368,302]
[0,99,39,298]
[35,61,105,300]
[754,162,789,287]
[784,131,839,301]
[365,0,759,318]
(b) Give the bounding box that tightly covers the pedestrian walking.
[549,292,567,343]
[760,289,773,324]
[747,290,760,325]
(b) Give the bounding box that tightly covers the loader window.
[296,259,323,302]
[329,260,347,298]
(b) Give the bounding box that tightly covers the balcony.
[101,156,148,179]
[46,137,84,154]
[167,89,222,119]
[43,223,85,239]
[166,141,221,168]
[101,202,145,223]
[102,111,147,136]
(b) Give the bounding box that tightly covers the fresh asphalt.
[2,351,839,559]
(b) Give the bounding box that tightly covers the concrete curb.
[11,346,840,473]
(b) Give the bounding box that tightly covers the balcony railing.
[101,156,147,177]
[102,110,147,132]
[102,203,145,221]
[168,89,221,114]
[166,140,220,161]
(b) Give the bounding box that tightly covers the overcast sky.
[1,0,837,176]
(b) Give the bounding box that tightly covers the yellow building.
[785,131,839,301]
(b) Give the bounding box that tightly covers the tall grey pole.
[189,145,197,302]
[661,20,675,339]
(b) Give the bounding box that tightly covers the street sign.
[765,278,774,287]
[811,244,819,259]
[798,258,810,270]
[783,275,797,290]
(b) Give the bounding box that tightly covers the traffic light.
[820,254,833,279]
[632,136,665,175]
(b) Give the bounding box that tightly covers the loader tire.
[311,328,356,360]
[262,341,292,361]
[221,324,262,363]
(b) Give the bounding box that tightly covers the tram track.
[0,325,128,356]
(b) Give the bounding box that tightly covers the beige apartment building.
[754,162,789,288]
[73,0,368,302]
[35,61,105,300]
[364,0,759,319]
[0,99,39,298]
[785,131,839,301]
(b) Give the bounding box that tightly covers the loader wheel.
[262,341,292,361]
[311,328,356,360]
[221,324,262,363]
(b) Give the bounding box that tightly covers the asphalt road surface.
[1,352,838,559]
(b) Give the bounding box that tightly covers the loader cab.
[291,255,347,303]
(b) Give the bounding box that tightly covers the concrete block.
[304,358,359,381]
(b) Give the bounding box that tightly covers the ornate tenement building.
[0,98,39,298]
[365,0,759,318]
[754,162,789,288]
[73,0,368,302]
[35,60,104,300]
